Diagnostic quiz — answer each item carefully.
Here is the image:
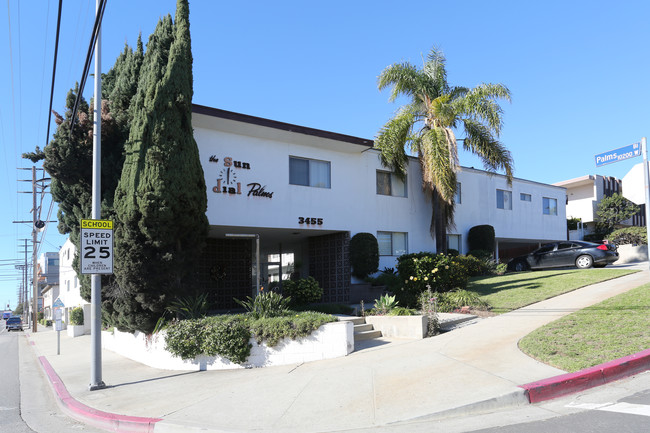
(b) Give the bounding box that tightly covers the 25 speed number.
[298,217,323,225]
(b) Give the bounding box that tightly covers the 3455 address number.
[298,217,323,225]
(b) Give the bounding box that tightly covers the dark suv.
[6,316,23,332]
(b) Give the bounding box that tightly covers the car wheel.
[576,255,594,269]
[514,260,528,272]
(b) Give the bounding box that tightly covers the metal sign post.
[642,137,650,270]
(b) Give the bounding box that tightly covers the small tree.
[468,225,495,253]
[350,233,379,279]
[596,194,639,234]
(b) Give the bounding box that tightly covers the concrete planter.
[365,315,427,339]
[102,320,354,371]
[67,324,85,338]
[616,244,648,264]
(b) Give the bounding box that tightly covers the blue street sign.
[595,142,641,167]
[53,298,65,308]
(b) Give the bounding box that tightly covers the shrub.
[395,252,469,307]
[297,303,354,315]
[235,291,291,319]
[201,316,252,364]
[164,312,337,364]
[467,249,494,262]
[164,318,207,360]
[608,226,647,245]
[350,233,379,279]
[435,289,489,312]
[281,277,323,306]
[468,225,495,252]
[248,311,335,346]
[388,307,416,316]
[70,307,84,326]
[455,254,488,276]
[366,269,403,292]
[165,315,252,364]
[167,293,210,320]
[38,312,44,321]
[371,294,399,315]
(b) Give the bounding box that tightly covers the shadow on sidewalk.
[106,370,201,389]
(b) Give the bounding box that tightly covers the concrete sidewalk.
[23,268,650,433]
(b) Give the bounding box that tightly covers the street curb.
[520,348,650,403]
[38,356,163,433]
[398,389,530,423]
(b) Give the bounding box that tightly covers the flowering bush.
[395,252,470,307]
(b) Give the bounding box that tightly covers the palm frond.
[378,62,427,102]
[420,128,457,203]
[457,83,511,135]
[423,47,449,95]
[462,118,514,183]
[375,109,414,177]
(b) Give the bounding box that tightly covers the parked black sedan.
[507,241,619,271]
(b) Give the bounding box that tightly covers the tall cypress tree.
[112,0,208,333]
[42,41,143,308]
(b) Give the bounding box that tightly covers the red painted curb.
[38,356,162,433]
[520,348,650,403]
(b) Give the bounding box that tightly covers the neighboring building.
[622,161,648,227]
[58,239,87,324]
[556,165,647,240]
[42,283,59,320]
[37,252,59,315]
[192,105,568,306]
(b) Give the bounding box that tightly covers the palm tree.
[375,47,514,252]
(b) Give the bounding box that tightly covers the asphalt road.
[0,321,103,433]
[0,320,34,432]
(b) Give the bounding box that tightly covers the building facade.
[192,105,567,305]
[58,238,87,324]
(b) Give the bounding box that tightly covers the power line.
[69,0,107,138]
[44,0,62,149]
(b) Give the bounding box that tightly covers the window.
[447,234,461,253]
[289,157,331,188]
[66,281,70,292]
[376,171,407,197]
[454,182,462,204]
[520,193,531,202]
[496,189,512,210]
[377,231,408,256]
[543,197,558,215]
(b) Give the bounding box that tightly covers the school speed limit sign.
[80,219,114,274]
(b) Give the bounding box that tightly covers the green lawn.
[467,269,638,314]
[518,283,650,372]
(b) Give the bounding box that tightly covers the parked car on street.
[6,316,23,332]
[507,241,619,271]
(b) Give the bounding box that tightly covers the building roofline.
[192,104,374,147]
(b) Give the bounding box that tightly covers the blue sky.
[1,0,649,308]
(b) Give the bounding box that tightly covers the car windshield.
[7,318,20,323]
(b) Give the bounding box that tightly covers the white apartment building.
[58,238,87,324]
[192,105,567,306]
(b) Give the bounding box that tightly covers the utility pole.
[89,0,105,390]
[15,169,53,332]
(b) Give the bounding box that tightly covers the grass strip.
[467,269,638,313]
[518,283,650,372]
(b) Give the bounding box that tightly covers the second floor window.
[376,171,407,197]
[497,189,512,210]
[289,157,331,188]
[543,197,558,215]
